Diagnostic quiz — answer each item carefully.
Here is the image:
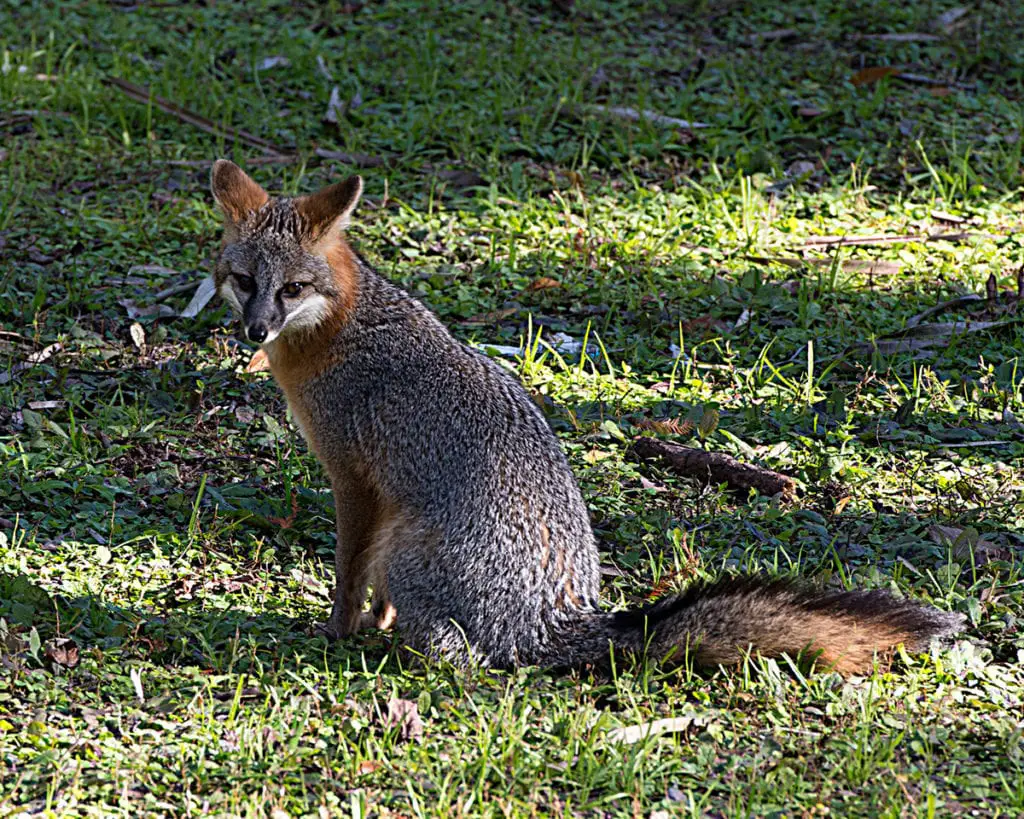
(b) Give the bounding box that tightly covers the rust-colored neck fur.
[266,238,360,392]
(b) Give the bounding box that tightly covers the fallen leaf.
[246,349,270,373]
[796,106,823,118]
[357,760,382,775]
[257,56,290,71]
[44,637,79,669]
[180,277,217,318]
[384,698,423,742]
[129,322,146,350]
[316,55,334,81]
[930,86,955,97]
[118,298,176,320]
[324,86,343,124]
[851,66,900,86]
[606,715,706,744]
[525,277,561,292]
[930,210,966,224]
[935,7,968,30]
[636,418,694,437]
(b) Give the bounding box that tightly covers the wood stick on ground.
[106,76,290,155]
[631,438,797,500]
[505,102,708,130]
[106,77,386,168]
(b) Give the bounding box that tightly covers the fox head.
[210,159,363,345]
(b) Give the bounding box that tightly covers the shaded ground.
[1,1,1023,816]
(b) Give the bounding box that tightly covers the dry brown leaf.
[636,418,695,437]
[246,349,270,373]
[44,637,80,669]
[930,87,955,97]
[357,760,382,775]
[851,66,901,86]
[525,277,561,292]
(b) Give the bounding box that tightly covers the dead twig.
[849,32,941,42]
[801,231,986,247]
[106,77,389,168]
[507,101,708,130]
[744,255,902,276]
[0,343,63,386]
[105,76,290,155]
[152,281,200,302]
[630,438,797,500]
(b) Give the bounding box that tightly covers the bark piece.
[631,438,796,500]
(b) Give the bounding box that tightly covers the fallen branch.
[506,102,708,130]
[630,438,797,500]
[106,76,289,155]
[848,32,941,42]
[107,77,386,168]
[801,231,985,247]
[744,255,902,276]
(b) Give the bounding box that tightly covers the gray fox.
[210,160,964,674]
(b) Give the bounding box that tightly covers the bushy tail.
[551,576,965,675]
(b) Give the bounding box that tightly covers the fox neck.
[263,240,360,390]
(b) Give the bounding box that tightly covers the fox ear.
[210,159,269,224]
[296,176,363,245]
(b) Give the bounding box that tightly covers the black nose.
[246,323,268,343]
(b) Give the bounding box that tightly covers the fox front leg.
[318,477,379,639]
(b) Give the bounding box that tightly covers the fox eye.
[281,282,307,298]
[233,272,254,293]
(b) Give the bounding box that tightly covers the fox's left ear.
[210,159,270,225]
[296,176,363,245]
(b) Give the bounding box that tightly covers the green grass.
[2,0,1024,815]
